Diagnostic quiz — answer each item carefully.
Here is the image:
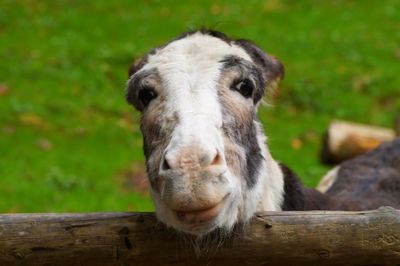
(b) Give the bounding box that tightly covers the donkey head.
[126,30,284,236]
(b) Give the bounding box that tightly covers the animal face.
[126,30,284,236]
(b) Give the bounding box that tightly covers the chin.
[152,190,240,237]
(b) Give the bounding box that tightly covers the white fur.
[255,122,284,212]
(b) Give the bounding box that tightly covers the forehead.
[140,33,252,76]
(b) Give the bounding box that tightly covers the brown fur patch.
[145,146,165,192]
[218,69,253,126]
[217,68,263,188]
[223,137,244,179]
[138,74,171,157]
[134,76,174,192]
[174,146,205,171]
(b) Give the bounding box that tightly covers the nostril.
[211,151,223,166]
[161,157,171,171]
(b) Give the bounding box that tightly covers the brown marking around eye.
[217,69,253,127]
[138,76,171,191]
[141,103,170,192]
[141,94,167,153]
[127,69,163,111]
[218,68,263,188]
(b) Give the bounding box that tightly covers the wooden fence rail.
[0,207,399,265]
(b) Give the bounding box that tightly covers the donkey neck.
[254,129,285,211]
[254,130,336,212]
[279,163,337,211]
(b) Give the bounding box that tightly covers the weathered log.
[321,120,396,164]
[0,208,399,265]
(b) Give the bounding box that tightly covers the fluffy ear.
[235,39,284,87]
[126,57,145,110]
[128,46,160,78]
[128,57,146,78]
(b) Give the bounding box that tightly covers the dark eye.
[138,87,157,107]
[231,79,254,98]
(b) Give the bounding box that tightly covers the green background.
[0,0,399,212]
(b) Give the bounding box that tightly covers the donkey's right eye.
[231,79,254,98]
[138,87,157,107]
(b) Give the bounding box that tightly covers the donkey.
[126,29,400,236]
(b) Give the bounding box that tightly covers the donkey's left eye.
[138,87,157,107]
[231,79,254,98]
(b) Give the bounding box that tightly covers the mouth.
[173,196,228,224]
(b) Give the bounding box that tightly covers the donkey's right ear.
[235,39,284,84]
[128,57,146,78]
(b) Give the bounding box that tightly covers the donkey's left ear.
[235,39,284,86]
[128,57,146,78]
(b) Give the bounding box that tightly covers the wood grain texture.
[0,207,399,265]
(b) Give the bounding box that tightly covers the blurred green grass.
[0,0,399,212]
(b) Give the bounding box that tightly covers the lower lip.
[175,201,224,224]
